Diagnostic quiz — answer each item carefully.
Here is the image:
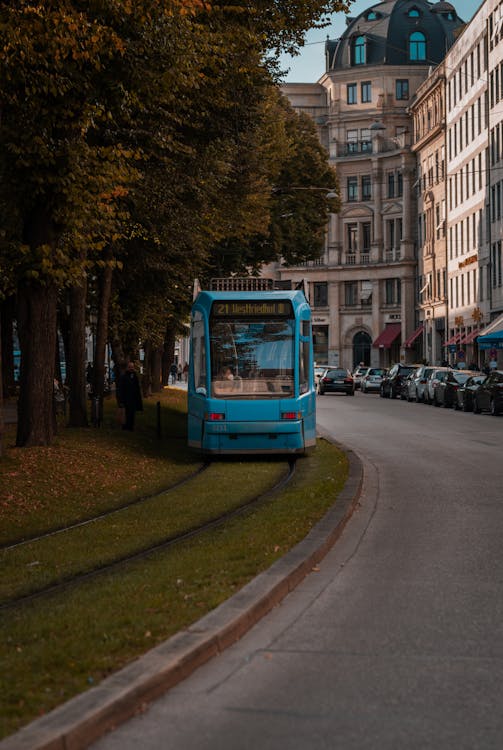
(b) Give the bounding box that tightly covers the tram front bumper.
[202,419,305,454]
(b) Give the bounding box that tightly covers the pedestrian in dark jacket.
[117,361,143,431]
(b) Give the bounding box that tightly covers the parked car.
[318,368,355,396]
[380,363,420,399]
[405,365,435,403]
[361,367,387,393]
[314,365,328,388]
[424,367,451,404]
[432,369,480,408]
[454,374,487,412]
[472,369,503,415]
[399,371,417,400]
[352,366,369,390]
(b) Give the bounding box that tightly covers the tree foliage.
[0,0,344,446]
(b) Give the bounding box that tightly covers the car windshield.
[453,372,471,384]
[326,369,348,377]
[368,368,385,375]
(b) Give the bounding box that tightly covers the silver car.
[405,365,435,402]
[361,367,386,393]
[424,367,452,404]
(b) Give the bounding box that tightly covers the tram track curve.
[1,458,296,612]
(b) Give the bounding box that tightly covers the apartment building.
[275,0,464,370]
[410,62,448,365]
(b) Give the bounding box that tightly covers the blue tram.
[187,285,316,455]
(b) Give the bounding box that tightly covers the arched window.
[409,31,426,61]
[408,8,420,17]
[366,11,377,20]
[353,35,366,65]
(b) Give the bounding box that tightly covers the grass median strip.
[0,393,349,741]
[0,460,288,603]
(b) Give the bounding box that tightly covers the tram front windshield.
[210,314,295,399]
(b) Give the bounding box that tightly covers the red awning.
[373,323,401,349]
[403,325,424,348]
[459,328,480,345]
[443,332,462,347]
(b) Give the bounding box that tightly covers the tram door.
[353,331,371,368]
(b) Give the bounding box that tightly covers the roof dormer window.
[353,35,366,65]
[408,7,420,16]
[409,31,426,60]
[366,10,378,20]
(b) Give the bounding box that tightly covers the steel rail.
[1,459,296,611]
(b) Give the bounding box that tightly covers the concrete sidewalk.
[0,432,363,750]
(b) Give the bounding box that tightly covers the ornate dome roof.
[325,0,465,71]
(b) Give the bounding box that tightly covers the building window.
[362,175,371,200]
[361,81,372,102]
[345,282,358,306]
[347,129,358,153]
[313,282,328,307]
[385,278,401,304]
[409,32,426,61]
[347,177,358,202]
[353,35,366,65]
[387,172,395,198]
[347,83,357,104]
[361,128,371,152]
[366,10,377,20]
[397,171,403,197]
[396,79,409,100]
[362,222,372,251]
[313,325,329,363]
[408,7,420,16]
[347,223,358,251]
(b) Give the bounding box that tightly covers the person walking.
[169,362,178,385]
[117,361,143,431]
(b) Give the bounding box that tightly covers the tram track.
[1,458,296,612]
[1,462,210,553]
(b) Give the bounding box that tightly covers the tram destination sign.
[212,300,293,317]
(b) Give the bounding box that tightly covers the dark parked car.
[454,374,487,412]
[433,369,479,408]
[318,368,355,396]
[380,363,419,399]
[472,369,503,415]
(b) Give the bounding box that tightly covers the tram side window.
[192,319,207,394]
[299,321,311,394]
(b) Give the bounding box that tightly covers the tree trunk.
[151,346,163,393]
[92,262,113,404]
[0,307,4,457]
[163,325,176,386]
[16,280,58,446]
[1,297,15,398]
[109,331,126,393]
[67,280,88,427]
[142,340,152,398]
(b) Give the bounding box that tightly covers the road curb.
[0,436,363,750]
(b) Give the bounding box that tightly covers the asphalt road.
[93,392,503,750]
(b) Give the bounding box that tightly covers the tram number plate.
[212,301,292,317]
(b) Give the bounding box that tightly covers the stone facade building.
[410,61,448,366]
[272,0,465,370]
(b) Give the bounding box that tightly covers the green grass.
[0,392,349,740]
